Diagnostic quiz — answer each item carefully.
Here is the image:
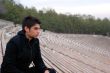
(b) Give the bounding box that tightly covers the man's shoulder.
[9,34,22,45]
[34,38,39,42]
[33,38,40,45]
[35,38,39,41]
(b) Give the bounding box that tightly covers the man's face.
[25,24,41,38]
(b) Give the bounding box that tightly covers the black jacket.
[1,30,47,73]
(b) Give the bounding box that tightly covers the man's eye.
[34,28,40,30]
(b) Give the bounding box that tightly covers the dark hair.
[22,16,41,31]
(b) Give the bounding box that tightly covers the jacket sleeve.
[1,39,24,73]
[33,39,47,73]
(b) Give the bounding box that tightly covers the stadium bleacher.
[0,20,110,73]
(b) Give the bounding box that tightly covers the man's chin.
[34,37,38,38]
[34,36,38,38]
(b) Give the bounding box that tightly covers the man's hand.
[44,70,49,73]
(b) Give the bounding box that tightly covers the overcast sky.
[15,0,110,19]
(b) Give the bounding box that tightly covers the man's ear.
[24,26,29,32]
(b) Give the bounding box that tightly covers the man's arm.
[1,39,24,73]
[33,39,48,73]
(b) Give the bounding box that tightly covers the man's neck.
[25,33,32,41]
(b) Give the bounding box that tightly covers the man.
[1,16,56,73]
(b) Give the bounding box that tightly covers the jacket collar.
[17,30,35,43]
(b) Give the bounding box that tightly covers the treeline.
[0,0,110,36]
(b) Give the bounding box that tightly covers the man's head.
[22,16,41,39]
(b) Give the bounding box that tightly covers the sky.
[15,0,110,19]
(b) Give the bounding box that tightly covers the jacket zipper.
[28,42,33,60]
[28,42,35,67]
